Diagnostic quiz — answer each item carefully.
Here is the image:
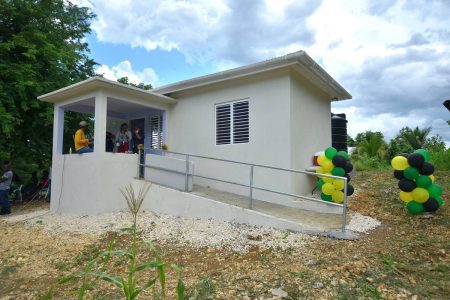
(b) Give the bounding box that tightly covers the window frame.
[215,98,249,146]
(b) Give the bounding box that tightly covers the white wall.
[166,70,294,201]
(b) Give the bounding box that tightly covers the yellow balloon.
[316,166,324,174]
[322,160,334,172]
[317,154,328,166]
[399,191,413,203]
[322,173,334,183]
[391,156,409,171]
[412,187,429,203]
[429,175,435,183]
[332,190,344,203]
[322,183,335,195]
[333,179,345,191]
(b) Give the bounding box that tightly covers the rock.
[314,282,324,289]
[271,288,288,298]
[306,259,318,266]
[339,279,347,286]
[366,277,374,283]
[411,295,418,300]
[242,296,251,300]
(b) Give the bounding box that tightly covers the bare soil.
[1,171,448,299]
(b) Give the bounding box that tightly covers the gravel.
[4,208,381,252]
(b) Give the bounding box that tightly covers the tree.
[0,0,96,180]
[117,76,152,90]
[396,126,432,150]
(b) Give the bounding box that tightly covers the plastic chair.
[11,184,23,203]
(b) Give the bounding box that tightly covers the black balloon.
[420,162,435,176]
[345,174,351,182]
[393,170,404,180]
[408,153,425,168]
[423,198,439,212]
[398,179,416,192]
[400,153,409,158]
[344,162,354,174]
[346,184,354,196]
[332,155,347,168]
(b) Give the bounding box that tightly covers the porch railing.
[138,149,349,233]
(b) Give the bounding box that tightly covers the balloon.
[398,179,416,192]
[322,183,335,195]
[436,197,443,207]
[344,162,354,174]
[346,184,354,196]
[325,147,338,160]
[414,149,430,162]
[407,153,425,169]
[332,167,345,177]
[403,167,419,180]
[317,154,328,166]
[332,190,344,203]
[416,175,432,189]
[316,179,325,189]
[423,198,439,212]
[316,166,324,174]
[333,179,345,191]
[420,162,435,176]
[411,187,430,203]
[332,155,347,168]
[321,193,332,201]
[428,184,442,198]
[429,174,435,183]
[322,174,334,183]
[345,174,351,182]
[391,156,409,171]
[337,151,349,159]
[399,191,413,203]
[393,170,404,180]
[322,160,334,172]
[407,201,424,215]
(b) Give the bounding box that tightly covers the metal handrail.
[140,148,349,232]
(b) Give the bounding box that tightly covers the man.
[75,121,94,153]
[0,161,13,215]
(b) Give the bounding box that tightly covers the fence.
[138,149,349,232]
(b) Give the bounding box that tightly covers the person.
[132,127,144,153]
[75,121,94,153]
[105,131,115,152]
[115,123,131,153]
[0,161,13,215]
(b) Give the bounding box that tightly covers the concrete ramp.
[136,180,346,235]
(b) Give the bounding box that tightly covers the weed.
[186,276,216,299]
[1,264,18,277]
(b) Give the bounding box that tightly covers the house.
[39,51,352,234]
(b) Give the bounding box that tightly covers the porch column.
[94,91,107,153]
[53,104,64,155]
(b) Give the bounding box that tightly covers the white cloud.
[95,61,159,87]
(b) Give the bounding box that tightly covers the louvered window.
[215,100,249,145]
[150,115,163,149]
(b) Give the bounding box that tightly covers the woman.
[132,127,144,153]
[115,123,131,153]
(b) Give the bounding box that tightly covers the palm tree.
[357,134,386,159]
[397,126,432,150]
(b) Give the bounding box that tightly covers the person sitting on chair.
[75,121,94,153]
[115,123,131,153]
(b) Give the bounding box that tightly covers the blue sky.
[79,0,450,144]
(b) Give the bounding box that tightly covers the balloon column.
[391,149,444,214]
[315,147,355,203]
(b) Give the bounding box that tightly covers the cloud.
[95,61,159,86]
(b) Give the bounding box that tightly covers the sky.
[78,0,450,144]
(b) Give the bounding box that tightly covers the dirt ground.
[0,171,449,299]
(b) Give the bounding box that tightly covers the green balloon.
[332,167,345,177]
[321,193,332,201]
[337,151,349,159]
[407,201,424,215]
[428,184,443,198]
[414,149,430,162]
[325,147,338,160]
[436,197,444,207]
[416,175,432,188]
[403,167,419,180]
[317,179,325,189]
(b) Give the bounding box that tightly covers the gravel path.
[4,208,381,253]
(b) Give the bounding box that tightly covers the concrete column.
[94,91,107,153]
[53,105,64,155]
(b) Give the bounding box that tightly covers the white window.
[215,100,249,145]
[150,115,163,149]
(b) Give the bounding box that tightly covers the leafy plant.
[59,182,185,299]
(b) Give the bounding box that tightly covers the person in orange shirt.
[74,121,94,153]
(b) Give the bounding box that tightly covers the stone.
[271,288,288,298]
[328,229,359,240]
[314,282,324,289]
[306,259,318,266]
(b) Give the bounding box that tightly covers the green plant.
[60,182,185,299]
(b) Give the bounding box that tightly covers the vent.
[150,115,163,149]
[215,100,249,145]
